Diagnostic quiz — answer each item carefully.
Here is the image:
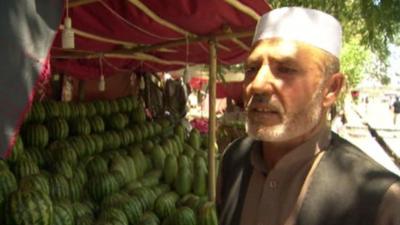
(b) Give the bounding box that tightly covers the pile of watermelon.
[0,96,218,225]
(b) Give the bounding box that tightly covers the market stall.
[1,1,271,224]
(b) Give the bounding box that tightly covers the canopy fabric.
[51,0,271,80]
[1,0,64,158]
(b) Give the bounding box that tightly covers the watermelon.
[87,172,119,202]
[18,174,50,195]
[171,207,197,225]
[197,201,218,225]
[189,128,201,150]
[107,113,129,130]
[42,100,61,119]
[151,145,166,170]
[98,207,128,225]
[88,116,105,133]
[0,170,17,204]
[25,102,46,123]
[138,211,160,225]
[7,136,24,164]
[174,168,193,196]
[162,155,178,185]
[12,159,40,180]
[49,174,70,201]
[5,189,53,225]
[22,124,49,148]
[85,155,109,176]
[70,117,91,135]
[53,202,74,225]
[154,191,179,219]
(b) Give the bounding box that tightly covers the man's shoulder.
[328,133,399,176]
[222,137,255,158]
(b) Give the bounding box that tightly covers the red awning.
[51,0,271,80]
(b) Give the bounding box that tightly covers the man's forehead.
[246,39,323,64]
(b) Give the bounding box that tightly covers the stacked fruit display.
[0,96,218,225]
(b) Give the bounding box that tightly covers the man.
[217,7,400,225]
[392,96,400,125]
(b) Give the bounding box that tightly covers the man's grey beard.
[246,88,324,142]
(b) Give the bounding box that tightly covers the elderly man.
[217,7,400,225]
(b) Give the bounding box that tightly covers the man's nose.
[249,64,275,95]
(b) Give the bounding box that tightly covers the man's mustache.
[246,94,284,114]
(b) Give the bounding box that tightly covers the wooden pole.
[208,38,217,202]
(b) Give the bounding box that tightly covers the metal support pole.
[208,37,217,202]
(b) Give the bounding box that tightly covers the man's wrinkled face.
[243,38,327,142]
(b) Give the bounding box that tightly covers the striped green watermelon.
[47,118,69,140]
[5,189,53,225]
[42,100,61,119]
[162,154,178,185]
[25,102,46,123]
[53,202,74,225]
[197,201,218,225]
[22,124,49,148]
[138,211,160,225]
[154,191,179,219]
[49,174,70,201]
[120,196,144,225]
[107,113,129,130]
[88,116,105,133]
[12,159,40,180]
[18,174,49,195]
[151,145,166,170]
[0,170,17,204]
[87,172,119,202]
[70,117,91,135]
[98,207,128,225]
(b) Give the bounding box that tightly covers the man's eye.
[277,66,297,74]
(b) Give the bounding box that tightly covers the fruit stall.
[0,1,271,225]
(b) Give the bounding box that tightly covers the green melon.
[162,154,178,185]
[23,147,45,167]
[174,168,193,196]
[7,136,24,164]
[49,174,70,201]
[5,189,53,225]
[151,145,166,170]
[25,102,46,123]
[70,117,91,135]
[154,192,179,219]
[107,113,129,130]
[42,100,61,119]
[85,102,97,117]
[131,105,146,124]
[120,196,144,225]
[88,115,105,133]
[22,124,49,148]
[88,172,119,202]
[12,159,40,180]
[172,207,196,225]
[47,118,69,140]
[189,128,201,150]
[99,207,128,225]
[85,155,109,176]
[53,202,74,225]
[18,174,49,195]
[0,170,17,204]
[138,211,160,225]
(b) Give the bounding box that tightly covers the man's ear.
[322,73,344,107]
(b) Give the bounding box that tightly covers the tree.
[340,39,370,88]
[268,0,400,60]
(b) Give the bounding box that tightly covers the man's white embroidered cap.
[253,7,342,57]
